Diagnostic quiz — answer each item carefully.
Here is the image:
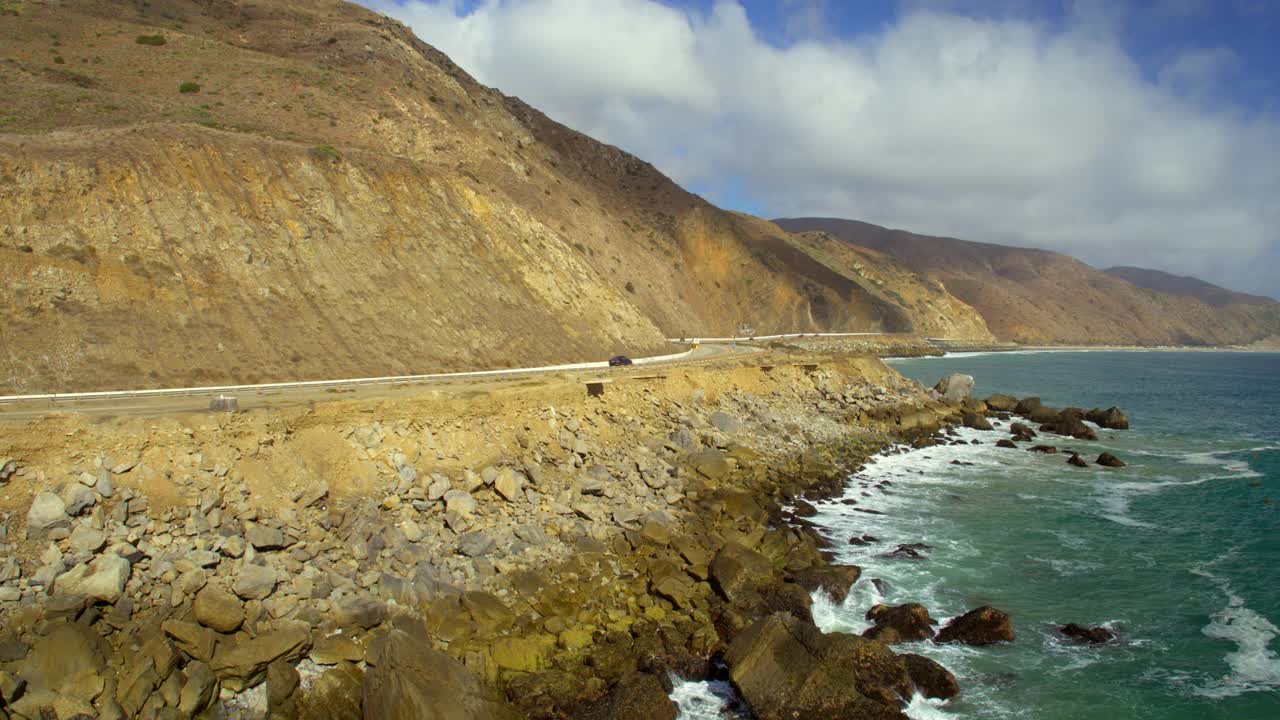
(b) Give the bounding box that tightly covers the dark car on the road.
[608,356,633,367]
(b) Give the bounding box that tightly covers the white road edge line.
[0,348,697,404]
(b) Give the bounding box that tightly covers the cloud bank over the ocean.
[367,0,1280,298]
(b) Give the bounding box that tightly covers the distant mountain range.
[1102,267,1275,307]
[774,218,1280,347]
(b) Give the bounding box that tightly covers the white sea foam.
[904,692,956,719]
[1189,555,1280,698]
[1026,555,1100,576]
[670,677,744,720]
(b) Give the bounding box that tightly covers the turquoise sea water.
[676,350,1280,719]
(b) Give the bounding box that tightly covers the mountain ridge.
[774,217,1280,347]
[0,0,991,393]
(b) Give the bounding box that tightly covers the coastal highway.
[0,338,762,421]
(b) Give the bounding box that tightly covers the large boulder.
[985,394,1018,412]
[724,612,912,720]
[211,622,312,691]
[961,413,992,431]
[1086,407,1129,430]
[709,542,773,602]
[933,374,974,404]
[26,492,69,535]
[1059,623,1116,644]
[1097,453,1127,468]
[935,606,1014,646]
[575,672,677,720]
[899,654,959,700]
[194,585,245,633]
[1014,397,1042,414]
[863,604,937,644]
[362,625,522,720]
[789,565,861,604]
[53,554,131,603]
[1028,406,1061,424]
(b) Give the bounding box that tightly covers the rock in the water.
[995,439,1018,449]
[863,603,937,643]
[1015,397,1042,414]
[886,543,930,560]
[934,374,975,404]
[724,612,911,720]
[899,654,959,700]
[362,625,523,720]
[1067,453,1088,468]
[935,606,1015,646]
[1029,445,1058,454]
[1086,407,1129,430]
[194,585,245,633]
[985,394,1017,412]
[26,493,69,534]
[53,554,131,603]
[1028,406,1061,424]
[1059,623,1115,644]
[962,412,993,431]
[232,564,279,600]
[789,565,861,604]
[1096,452,1126,468]
[210,621,311,692]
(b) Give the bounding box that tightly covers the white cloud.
[366,0,1280,297]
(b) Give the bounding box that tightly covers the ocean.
[674,350,1280,719]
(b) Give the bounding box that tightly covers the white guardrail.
[668,332,884,343]
[0,348,697,405]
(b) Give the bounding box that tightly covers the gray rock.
[210,621,311,692]
[232,564,279,600]
[68,525,107,554]
[246,524,289,551]
[494,468,524,502]
[0,558,19,582]
[26,492,69,534]
[710,411,742,433]
[53,554,131,603]
[933,374,975,404]
[60,483,97,516]
[426,476,451,501]
[221,535,246,558]
[443,489,477,517]
[480,466,499,485]
[457,532,495,558]
[189,550,221,568]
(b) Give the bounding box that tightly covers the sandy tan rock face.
[0,0,991,393]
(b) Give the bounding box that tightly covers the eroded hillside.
[775,218,1280,346]
[0,0,991,393]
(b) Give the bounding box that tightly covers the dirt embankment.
[0,353,968,718]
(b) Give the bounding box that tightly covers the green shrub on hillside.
[135,34,167,46]
[311,144,341,162]
[179,81,200,94]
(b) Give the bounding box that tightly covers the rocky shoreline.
[0,357,1128,719]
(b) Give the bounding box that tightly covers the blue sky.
[367,0,1280,297]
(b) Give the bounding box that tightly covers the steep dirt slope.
[1104,267,1276,307]
[775,218,1280,346]
[0,0,989,393]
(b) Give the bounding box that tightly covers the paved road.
[0,340,759,421]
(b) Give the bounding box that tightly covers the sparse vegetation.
[135,34,167,46]
[625,281,636,294]
[179,81,200,94]
[311,144,341,162]
[52,56,64,64]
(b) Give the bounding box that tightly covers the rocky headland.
[0,352,998,719]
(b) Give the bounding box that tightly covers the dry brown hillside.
[775,218,1280,346]
[0,0,992,393]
